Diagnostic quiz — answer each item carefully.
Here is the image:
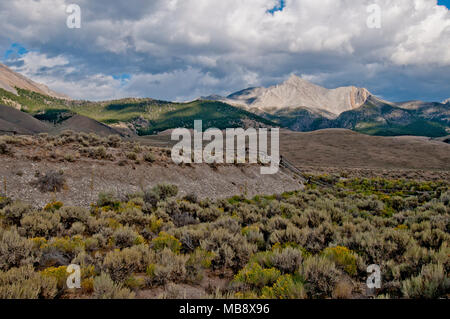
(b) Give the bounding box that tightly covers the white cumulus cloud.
[0,0,448,101]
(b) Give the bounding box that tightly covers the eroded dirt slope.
[0,133,301,208]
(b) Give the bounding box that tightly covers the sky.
[0,0,449,102]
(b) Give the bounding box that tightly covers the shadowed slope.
[0,104,50,134]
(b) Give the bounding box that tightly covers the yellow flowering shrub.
[322,246,357,276]
[43,201,64,212]
[146,263,156,278]
[41,266,68,289]
[134,235,146,245]
[241,225,259,236]
[187,248,215,269]
[81,277,94,293]
[395,224,408,231]
[233,262,281,290]
[30,237,48,249]
[48,236,85,254]
[261,274,306,299]
[234,291,259,299]
[151,232,181,253]
[81,265,96,279]
[148,215,164,234]
[107,218,122,230]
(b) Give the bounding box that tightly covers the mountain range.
[205,74,449,137]
[0,63,448,138]
[205,74,371,118]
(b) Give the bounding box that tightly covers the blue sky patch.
[267,0,285,14]
[113,74,131,87]
[438,0,450,9]
[3,43,28,60]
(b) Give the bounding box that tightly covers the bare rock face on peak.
[215,75,371,118]
[0,63,70,100]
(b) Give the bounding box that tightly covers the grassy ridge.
[0,88,276,135]
[1,88,448,137]
[355,121,448,137]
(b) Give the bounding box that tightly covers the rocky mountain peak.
[206,75,372,118]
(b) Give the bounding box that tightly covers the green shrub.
[93,273,135,299]
[0,265,57,299]
[242,225,265,250]
[268,225,304,247]
[58,206,90,229]
[146,248,188,286]
[97,192,121,209]
[41,266,68,289]
[440,191,450,206]
[126,152,137,161]
[152,184,178,200]
[69,222,86,236]
[43,201,64,212]
[0,194,12,210]
[233,263,281,290]
[174,227,206,253]
[0,228,38,271]
[322,246,357,276]
[143,152,156,163]
[299,256,342,298]
[402,263,450,299]
[33,170,66,193]
[1,202,33,225]
[0,142,12,155]
[102,247,142,282]
[20,210,62,238]
[345,229,410,265]
[112,226,140,248]
[183,193,198,203]
[116,207,147,226]
[261,274,306,299]
[83,146,108,159]
[151,231,182,253]
[107,135,121,148]
[270,247,303,274]
[45,236,85,260]
[160,282,188,299]
[185,248,215,283]
[200,228,257,271]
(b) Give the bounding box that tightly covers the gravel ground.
[0,155,302,208]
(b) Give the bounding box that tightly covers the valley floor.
[0,175,448,299]
[0,131,449,299]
